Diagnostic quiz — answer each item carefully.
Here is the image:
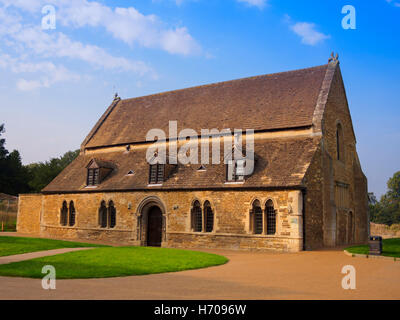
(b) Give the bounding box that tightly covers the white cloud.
[386,0,400,7]
[172,0,267,9]
[0,2,159,90]
[12,27,153,75]
[237,0,267,9]
[290,21,330,46]
[1,0,201,56]
[0,53,81,91]
[16,79,45,91]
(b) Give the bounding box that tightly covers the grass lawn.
[0,236,107,257]
[346,238,400,258]
[0,246,228,279]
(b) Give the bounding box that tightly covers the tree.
[0,124,7,159]
[387,171,400,200]
[0,124,31,195]
[26,149,80,193]
[370,171,400,226]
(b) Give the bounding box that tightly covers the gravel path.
[0,248,399,300]
[0,247,94,265]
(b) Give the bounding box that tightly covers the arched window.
[336,123,344,162]
[68,201,76,227]
[108,201,116,228]
[204,201,214,232]
[191,200,202,232]
[60,201,68,226]
[99,201,107,228]
[252,200,263,234]
[265,200,276,235]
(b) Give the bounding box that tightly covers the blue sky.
[0,0,399,198]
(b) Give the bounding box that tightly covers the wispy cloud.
[170,0,267,9]
[386,0,400,7]
[12,27,153,75]
[1,0,201,56]
[290,22,330,45]
[0,0,207,90]
[0,52,81,91]
[284,15,330,46]
[237,0,267,9]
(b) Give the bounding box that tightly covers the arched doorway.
[147,205,163,247]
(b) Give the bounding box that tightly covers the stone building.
[17,58,369,251]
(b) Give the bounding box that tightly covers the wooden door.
[147,206,162,247]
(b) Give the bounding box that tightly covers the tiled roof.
[42,136,320,193]
[83,64,329,148]
[43,62,339,192]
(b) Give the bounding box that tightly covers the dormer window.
[224,143,254,183]
[226,159,246,182]
[87,168,99,186]
[149,163,164,184]
[86,159,114,186]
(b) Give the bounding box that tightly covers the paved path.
[0,248,399,300]
[0,247,94,265]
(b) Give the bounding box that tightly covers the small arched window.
[68,201,76,227]
[252,200,263,234]
[109,200,116,228]
[60,201,68,226]
[191,200,202,232]
[336,123,344,162]
[265,200,276,235]
[99,201,108,228]
[204,200,214,233]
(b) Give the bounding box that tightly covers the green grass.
[346,238,400,258]
[0,246,228,279]
[0,236,107,257]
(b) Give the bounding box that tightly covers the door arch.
[136,196,166,246]
[147,206,163,247]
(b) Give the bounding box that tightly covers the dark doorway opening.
[147,206,162,247]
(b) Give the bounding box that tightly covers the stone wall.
[17,194,42,235]
[309,65,368,247]
[370,223,400,239]
[17,189,304,252]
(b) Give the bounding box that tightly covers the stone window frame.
[190,199,203,232]
[108,200,117,229]
[60,200,78,227]
[98,200,117,229]
[190,199,216,233]
[265,199,277,235]
[60,201,68,226]
[248,197,279,236]
[68,200,76,227]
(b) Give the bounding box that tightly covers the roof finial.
[328,51,339,63]
[113,92,119,101]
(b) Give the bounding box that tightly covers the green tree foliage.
[0,124,30,195]
[370,171,400,226]
[26,149,80,193]
[0,123,79,195]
